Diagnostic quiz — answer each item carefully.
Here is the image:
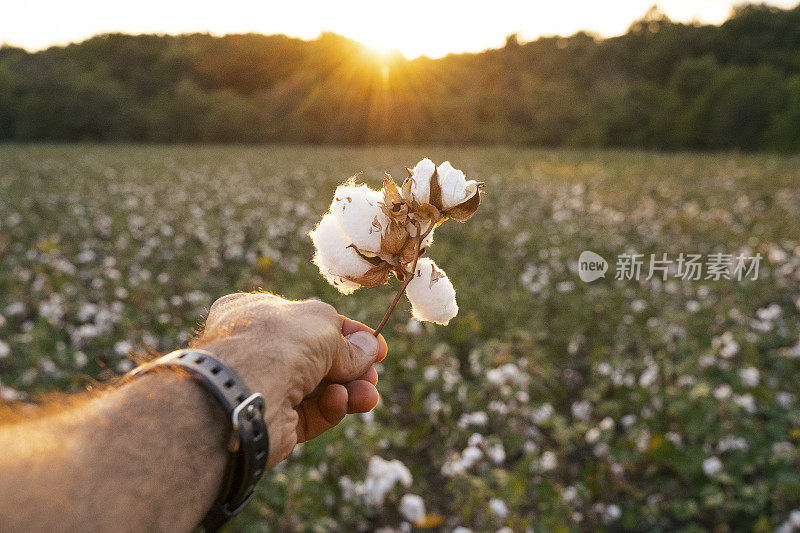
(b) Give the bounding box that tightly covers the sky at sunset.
[3,0,799,58]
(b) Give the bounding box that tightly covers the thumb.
[327,331,379,383]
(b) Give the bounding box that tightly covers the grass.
[1,144,800,531]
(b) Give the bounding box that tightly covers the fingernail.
[346,331,378,358]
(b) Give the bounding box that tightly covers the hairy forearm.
[0,371,229,532]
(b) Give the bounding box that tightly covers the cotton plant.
[309,158,484,334]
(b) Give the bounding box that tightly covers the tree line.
[1,4,799,150]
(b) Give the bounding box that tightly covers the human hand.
[195,292,386,468]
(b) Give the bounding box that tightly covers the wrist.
[130,349,271,529]
[112,370,230,528]
[192,339,294,469]
[193,338,285,409]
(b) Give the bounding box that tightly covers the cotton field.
[1,145,800,531]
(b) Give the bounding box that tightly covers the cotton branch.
[373,220,434,337]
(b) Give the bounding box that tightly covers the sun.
[362,45,401,65]
[358,45,400,85]
[357,38,406,60]
[346,26,427,59]
[361,39,399,58]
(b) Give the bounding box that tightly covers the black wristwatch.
[130,349,270,531]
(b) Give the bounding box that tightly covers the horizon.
[2,0,799,59]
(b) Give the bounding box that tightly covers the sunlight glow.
[343,21,458,60]
[1,0,799,58]
[353,31,397,56]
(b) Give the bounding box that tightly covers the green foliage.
[766,75,800,150]
[2,4,800,149]
[683,64,787,149]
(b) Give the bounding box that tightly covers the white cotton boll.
[539,450,558,471]
[438,161,478,210]
[399,494,426,523]
[437,161,454,178]
[406,158,435,204]
[321,273,362,295]
[461,446,484,466]
[702,456,723,476]
[309,214,372,294]
[364,456,413,506]
[330,184,388,253]
[489,498,510,518]
[739,366,760,387]
[440,168,468,209]
[604,504,622,523]
[310,214,372,277]
[405,258,458,325]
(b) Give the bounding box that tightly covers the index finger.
[340,316,388,363]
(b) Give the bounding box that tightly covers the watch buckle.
[232,393,265,430]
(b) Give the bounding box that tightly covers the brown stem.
[372,220,435,337]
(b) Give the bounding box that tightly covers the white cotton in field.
[399,494,426,523]
[406,158,435,204]
[309,214,372,294]
[364,456,413,506]
[330,184,388,253]
[406,258,458,325]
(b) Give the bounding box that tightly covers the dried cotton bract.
[309,159,484,326]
